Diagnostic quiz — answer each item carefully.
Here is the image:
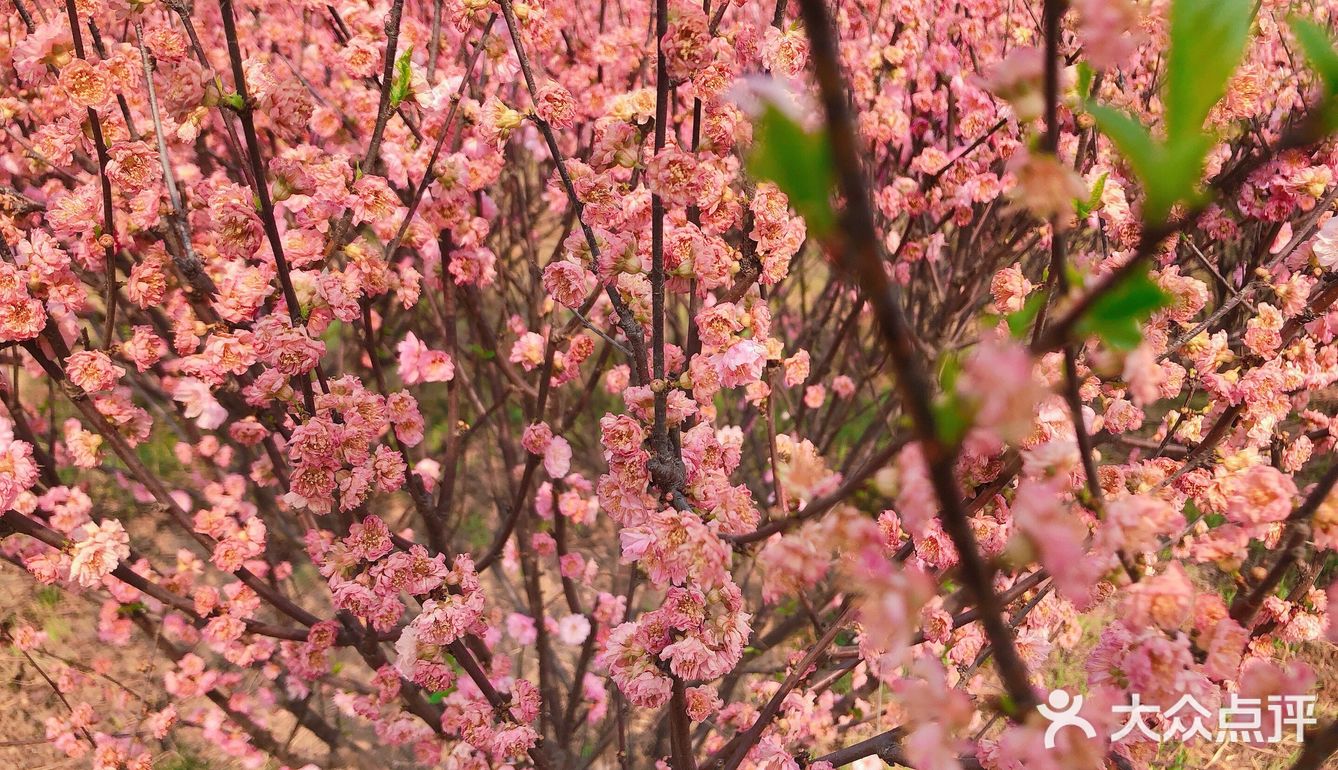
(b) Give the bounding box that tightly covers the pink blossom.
[535,80,577,129]
[1311,214,1338,268]
[544,435,572,477]
[507,612,538,645]
[1203,617,1249,680]
[0,436,40,509]
[557,613,590,645]
[522,422,554,455]
[1237,659,1318,745]
[684,685,721,722]
[1,4,1336,764]
[1074,0,1144,70]
[601,622,673,708]
[65,350,125,393]
[105,142,160,194]
[990,264,1033,313]
[339,35,381,78]
[1007,149,1087,224]
[983,47,1045,122]
[59,59,112,109]
[1119,562,1194,632]
[543,259,594,307]
[1222,466,1297,526]
[396,332,455,384]
[510,331,546,371]
[662,2,711,79]
[349,175,400,225]
[957,340,1044,444]
[1013,477,1107,606]
[345,515,394,562]
[717,339,767,387]
[0,296,47,341]
[63,419,103,469]
[832,375,856,398]
[69,520,130,587]
[172,378,227,430]
[1097,493,1185,554]
[760,25,809,78]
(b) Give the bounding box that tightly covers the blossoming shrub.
[1,0,1337,768]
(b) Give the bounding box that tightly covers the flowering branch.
[61,0,118,349]
[3,1,1338,768]
[795,0,1040,717]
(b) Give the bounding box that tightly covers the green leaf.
[389,46,414,109]
[1086,104,1209,224]
[1076,61,1094,102]
[1074,270,1171,350]
[1290,17,1338,96]
[426,686,456,704]
[937,350,962,392]
[1165,0,1253,144]
[1085,0,1253,225]
[1289,17,1338,131]
[932,394,971,447]
[746,104,836,234]
[218,92,245,112]
[1064,263,1083,290]
[117,601,148,616]
[1006,291,1047,339]
[1074,172,1107,219]
[1086,105,1161,191]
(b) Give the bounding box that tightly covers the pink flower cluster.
[1,0,1337,769]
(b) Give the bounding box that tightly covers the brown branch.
[1229,461,1338,627]
[1289,720,1338,770]
[713,602,853,770]
[1033,111,1332,356]
[729,433,911,545]
[325,0,409,255]
[383,13,498,261]
[216,0,306,331]
[133,22,216,298]
[23,338,323,630]
[62,0,119,349]
[795,0,1039,717]
[494,0,651,384]
[1,510,326,643]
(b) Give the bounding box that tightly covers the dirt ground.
[1,559,243,770]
